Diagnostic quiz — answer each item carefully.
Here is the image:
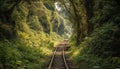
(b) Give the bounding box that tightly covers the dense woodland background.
[0,0,120,69]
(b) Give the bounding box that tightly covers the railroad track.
[48,45,69,69]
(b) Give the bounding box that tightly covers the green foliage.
[44,3,54,11]
[58,22,65,35]
[70,23,120,69]
[39,15,51,33]
[0,23,13,39]
[68,0,120,69]
[0,1,65,69]
[28,15,43,31]
[0,0,14,12]
[0,38,53,69]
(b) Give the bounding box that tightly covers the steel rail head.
[48,46,69,69]
[63,47,69,69]
[48,47,57,69]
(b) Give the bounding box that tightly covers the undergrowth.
[0,39,52,69]
[0,32,62,69]
[69,23,120,69]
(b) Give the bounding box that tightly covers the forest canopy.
[0,0,120,69]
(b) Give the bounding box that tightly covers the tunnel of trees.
[0,0,120,69]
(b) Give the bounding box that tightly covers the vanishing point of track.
[48,43,69,69]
